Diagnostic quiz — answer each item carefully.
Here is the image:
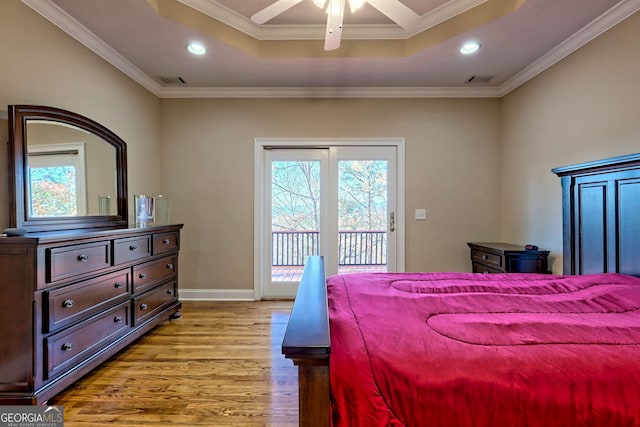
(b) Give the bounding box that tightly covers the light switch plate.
[415,209,426,220]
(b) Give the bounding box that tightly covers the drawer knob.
[62,299,74,308]
[482,255,488,260]
[61,343,74,352]
[114,316,123,323]
[167,289,174,295]
[140,303,148,310]
[114,282,124,289]
[129,245,138,251]
[139,273,147,279]
[166,263,174,270]
[162,239,170,244]
[77,254,89,261]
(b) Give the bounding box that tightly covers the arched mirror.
[8,105,127,232]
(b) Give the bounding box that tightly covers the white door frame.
[253,138,405,300]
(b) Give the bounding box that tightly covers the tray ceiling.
[23,0,640,97]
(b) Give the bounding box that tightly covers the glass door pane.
[271,160,321,282]
[264,148,328,299]
[337,159,389,274]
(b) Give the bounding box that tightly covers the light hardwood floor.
[50,301,299,427]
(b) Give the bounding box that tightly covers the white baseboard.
[179,288,256,301]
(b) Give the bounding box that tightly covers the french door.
[255,140,403,299]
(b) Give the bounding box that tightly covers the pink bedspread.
[327,272,640,427]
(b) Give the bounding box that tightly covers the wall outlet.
[415,209,426,220]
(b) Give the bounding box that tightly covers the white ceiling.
[23,0,640,98]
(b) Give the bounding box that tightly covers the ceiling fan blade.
[366,0,420,30]
[251,0,305,24]
[324,0,345,50]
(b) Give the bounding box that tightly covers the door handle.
[390,212,395,232]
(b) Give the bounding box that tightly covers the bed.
[281,153,640,427]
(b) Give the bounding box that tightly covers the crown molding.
[21,0,164,97]
[157,85,502,98]
[178,0,487,40]
[409,0,487,37]
[498,0,640,96]
[20,0,640,99]
[177,0,257,36]
[179,0,407,39]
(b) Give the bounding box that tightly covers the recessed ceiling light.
[460,41,481,55]
[186,42,206,55]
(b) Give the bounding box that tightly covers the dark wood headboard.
[281,256,330,427]
[552,153,640,277]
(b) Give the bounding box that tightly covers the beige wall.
[0,2,502,294]
[0,1,161,228]
[4,1,637,293]
[159,98,501,290]
[499,11,640,274]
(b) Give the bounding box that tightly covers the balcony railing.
[272,230,387,267]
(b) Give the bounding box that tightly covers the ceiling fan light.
[348,0,366,13]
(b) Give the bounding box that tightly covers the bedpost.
[282,256,331,427]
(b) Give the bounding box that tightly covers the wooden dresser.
[0,223,182,404]
[467,242,549,274]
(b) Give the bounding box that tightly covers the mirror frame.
[8,105,128,232]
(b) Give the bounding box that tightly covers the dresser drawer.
[113,235,151,265]
[45,269,131,333]
[133,281,177,326]
[45,302,130,379]
[153,232,178,255]
[472,262,503,274]
[470,249,503,270]
[132,255,177,294]
[47,241,111,282]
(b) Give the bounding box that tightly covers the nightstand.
[467,242,550,274]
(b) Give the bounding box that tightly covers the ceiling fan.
[250,0,420,51]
